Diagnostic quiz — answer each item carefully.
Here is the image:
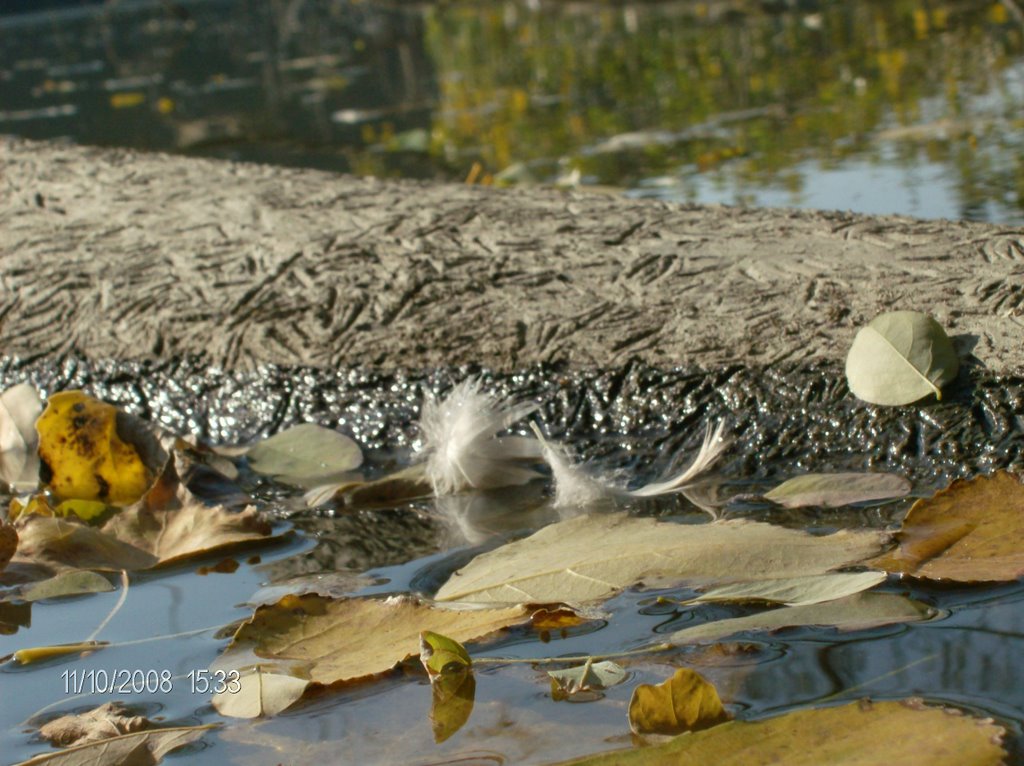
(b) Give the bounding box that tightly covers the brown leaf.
[628,668,730,736]
[14,725,214,766]
[38,702,150,747]
[0,520,17,572]
[871,471,1024,582]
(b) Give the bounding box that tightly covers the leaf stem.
[85,570,130,642]
[473,642,673,666]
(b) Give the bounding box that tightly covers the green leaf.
[683,572,886,607]
[20,570,115,602]
[669,592,934,645]
[247,423,362,488]
[434,513,888,605]
[762,472,911,508]
[420,630,472,678]
[551,699,1005,766]
[549,659,627,700]
[628,668,729,735]
[845,310,958,405]
[429,670,475,744]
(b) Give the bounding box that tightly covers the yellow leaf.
[628,668,730,736]
[37,392,152,506]
[109,92,145,109]
[430,670,475,743]
[14,640,108,664]
[871,471,1024,581]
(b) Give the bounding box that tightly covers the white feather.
[531,420,728,514]
[418,379,542,495]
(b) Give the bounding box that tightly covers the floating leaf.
[14,641,108,665]
[212,595,533,717]
[13,725,215,766]
[306,464,431,510]
[246,423,363,488]
[435,513,888,605]
[628,668,729,735]
[19,570,114,601]
[0,520,16,572]
[38,702,149,746]
[762,473,911,508]
[682,572,887,607]
[871,471,1024,581]
[549,659,627,701]
[553,698,1005,766]
[420,630,472,679]
[845,310,958,405]
[36,392,153,506]
[669,592,933,645]
[212,667,309,719]
[0,383,43,492]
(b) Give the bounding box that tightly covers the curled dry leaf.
[845,310,959,406]
[38,702,150,747]
[628,668,730,736]
[0,383,43,492]
[553,699,1005,766]
[549,659,628,701]
[871,471,1024,582]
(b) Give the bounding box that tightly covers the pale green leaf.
[247,423,363,488]
[434,513,888,605]
[685,572,886,607]
[212,667,309,719]
[669,592,934,645]
[20,570,115,602]
[763,472,911,508]
[845,310,958,405]
[551,699,1005,766]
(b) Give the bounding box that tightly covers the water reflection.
[0,0,1021,222]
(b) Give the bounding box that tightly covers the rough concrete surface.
[1,137,1023,372]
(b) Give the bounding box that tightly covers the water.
[0,0,1022,223]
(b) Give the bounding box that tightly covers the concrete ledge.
[2,137,1022,371]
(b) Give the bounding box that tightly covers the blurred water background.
[0,0,1022,223]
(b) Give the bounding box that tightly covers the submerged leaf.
[762,472,911,508]
[628,668,729,735]
[553,699,1005,766]
[246,423,362,488]
[0,383,43,492]
[435,513,888,605]
[683,572,887,607]
[430,669,475,743]
[19,570,114,601]
[871,471,1024,581]
[36,392,154,506]
[549,659,627,701]
[212,595,532,717]
[669,592,933,645]
[845,311,958,405]
[13,725,215,766]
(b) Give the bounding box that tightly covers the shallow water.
[2,357,1024,763]
[1,0,1022,223]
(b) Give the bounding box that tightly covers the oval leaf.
[845,310,958,405]
[763,472,911,508]
[212,667,309,719]
[871,471,1024,582]
[686,572,887,607]
[247,423,363,488]
[628,668,729,735]
[0,383,43,492]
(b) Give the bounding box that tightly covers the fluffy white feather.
[531,419,728,514]
[418,379,542,495]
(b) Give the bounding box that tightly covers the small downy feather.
[531,420,728,514]
[418,379,543,496]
